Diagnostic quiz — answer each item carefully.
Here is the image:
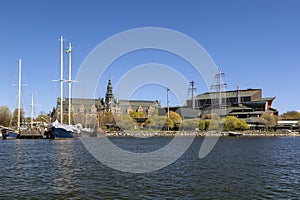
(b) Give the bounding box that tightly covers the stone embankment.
[104,131,300,137]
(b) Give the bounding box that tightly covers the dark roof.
[229,111,264,115]
[252,97,275,102]
[194,89,261,100]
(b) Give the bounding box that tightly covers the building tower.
[105,78,115,111]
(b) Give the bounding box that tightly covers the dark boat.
[51,120,81,139]
[53,127,74,138]
[228,132,243,137]
[1,127,19,140]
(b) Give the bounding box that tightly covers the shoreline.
[104,131,300,137]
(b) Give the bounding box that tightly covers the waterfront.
[0,137,299,199]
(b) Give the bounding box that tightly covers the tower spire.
[105,78,114,111]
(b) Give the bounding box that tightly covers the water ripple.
[0,137,299,199]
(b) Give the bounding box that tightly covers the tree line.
[1,105,299,132]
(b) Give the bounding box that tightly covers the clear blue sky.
[0,0,299,117]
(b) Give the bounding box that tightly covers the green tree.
[236,119,249,130]
[115,115,134,130]
[103,111,115,125]
[129,111,145,119]
[206,119,220,131]
[0,106,12,127]
[199,120,205,131]
[281,111,300,119]
[223,116,249,131]
[224,116,238,131]
[11,108,25,127]
[261,112,278,131]
[146,116,169,130]
[164,117,174,130]
[168,111,182,128]
[181,118,199,130]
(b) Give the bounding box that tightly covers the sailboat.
[52,36,80,139]
[2,59,24,139]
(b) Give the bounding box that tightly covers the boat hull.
[53,127,74,139]
[2,131,19,140]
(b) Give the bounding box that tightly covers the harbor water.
[0,136,299,199]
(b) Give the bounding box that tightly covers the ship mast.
[59,36,64,124]
[211,70,226,108]
[67,42,72,125]
[17,59,22,130]
[31,93,34,128]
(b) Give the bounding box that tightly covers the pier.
[18,132,44,139]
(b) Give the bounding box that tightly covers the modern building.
[184,88,278,130]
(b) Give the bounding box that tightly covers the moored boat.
[228,131,243,137]
[52,120,81,139]
[52,36,79,139]
[1,127,19,140]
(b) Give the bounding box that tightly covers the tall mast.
[166,87,170,130]
[67,42,72,125]
[31,93,34,128]
[60,36,64,124]
[18,59,22,129]
[211,70,226,108]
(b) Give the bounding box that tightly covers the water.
[0,137,299,199]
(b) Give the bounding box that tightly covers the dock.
[18,132,44,139]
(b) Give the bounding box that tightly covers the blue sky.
[0,0,299,117]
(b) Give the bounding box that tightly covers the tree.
[223,116,249,131]
[103,111,115,125]
[146,116,170,130]
[236,119,249,130]
[206,120,220,131]
[115,115,134,130]
[164,117,174,130]
[281,111,300,119]
[129,111,145,119]
[168,111,182,128]
[11,108,25,127]
[223,116,238,131]
[199,120,205,131]
[0,106,12,127]
[261,112,278,131]
[180,119,199,130]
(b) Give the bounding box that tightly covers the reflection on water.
[52,140,77,195]
[0,137,299,199]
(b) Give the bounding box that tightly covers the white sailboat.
[52,36,80,138]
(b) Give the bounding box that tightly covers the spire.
[105,78,114,110]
